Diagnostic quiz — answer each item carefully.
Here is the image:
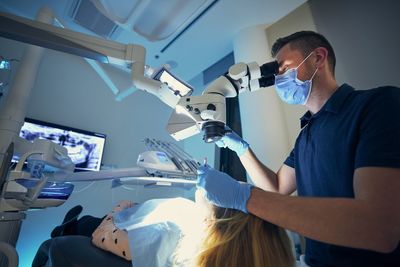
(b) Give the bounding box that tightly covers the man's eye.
[279,66,288,74]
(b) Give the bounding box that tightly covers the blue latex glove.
[215,128,249,156]
[197,165,253,213]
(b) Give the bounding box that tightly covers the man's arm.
[215,129,296,194]
[246,167,400,253]
[239,148,297,195]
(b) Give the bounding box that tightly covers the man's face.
[275,44,315,81]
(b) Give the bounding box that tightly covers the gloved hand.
[215,127,249,156]
[197,165,253,213]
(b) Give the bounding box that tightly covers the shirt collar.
[300,84,354,128]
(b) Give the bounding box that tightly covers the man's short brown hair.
[271,31,336,75]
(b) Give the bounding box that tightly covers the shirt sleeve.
[284,148,295,168]
[355,87,400,169]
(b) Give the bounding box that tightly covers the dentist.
[197,31,400,267]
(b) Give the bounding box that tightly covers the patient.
[33,190,295,267]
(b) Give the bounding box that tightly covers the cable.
[72,181,95,193]
[0,55,20,96]
[121,184,139,191]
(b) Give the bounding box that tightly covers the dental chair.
[32,203,132,267]
[33,236,131,267]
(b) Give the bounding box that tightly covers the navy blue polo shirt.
[284,84,400,267]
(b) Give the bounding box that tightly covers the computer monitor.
[152,67,193,97]
[18,118,106,171]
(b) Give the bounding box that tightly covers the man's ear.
[314,47,329,69]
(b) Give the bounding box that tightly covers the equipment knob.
[207,104,216,111]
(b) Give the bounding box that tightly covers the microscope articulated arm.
[0,10,182,108]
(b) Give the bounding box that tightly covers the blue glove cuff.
[236,141,250,157]
[234,183,253,213]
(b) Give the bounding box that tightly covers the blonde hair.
[195,207,295,267]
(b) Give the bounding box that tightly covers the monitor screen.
[152,67,193,97]
[18,118,106,172]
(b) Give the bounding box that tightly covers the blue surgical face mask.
[274,52,318,105]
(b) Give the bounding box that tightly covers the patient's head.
[175,190,295,267]
[195,206,295,267]
[194,189,214,218]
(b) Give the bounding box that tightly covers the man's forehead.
[275,44,302,66]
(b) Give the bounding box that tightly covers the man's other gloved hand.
[215,127,249,156]
[197,165,253,213]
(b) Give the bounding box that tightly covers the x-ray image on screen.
[19,118,106,171]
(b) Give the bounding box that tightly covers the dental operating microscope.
[166,60,278,142]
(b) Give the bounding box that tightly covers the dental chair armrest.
[0,241,18,267]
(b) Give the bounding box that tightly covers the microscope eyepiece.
[260,61,279,78]
[258,76,276,88]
